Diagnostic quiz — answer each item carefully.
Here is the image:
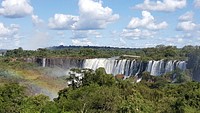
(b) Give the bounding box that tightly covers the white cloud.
[177,21,196,31]
[119,38,126,45]
[26,31,51,50]
[174,13,200,47]
[194,0,200,7]
[0,23,22,49]
[0,34,23,49]
[175,12,200,46]
[178,11,194,21]
[71,30,101,39]
[48,0,119,30]
[76,0,119,30]
[177,12,196,31]
[48,14,79,30]
[134,0,187,12]
[0,23,19,37]
[163,33,194,47]
[59,42,65,46]
[165,37,183,43]
[127,11,168,30]
[31,14,44,26]
[120,29,156,39]
[0,0,33,18]
[88,30,102,38]
[72,38,94,46]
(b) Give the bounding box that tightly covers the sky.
[0,0,200,50]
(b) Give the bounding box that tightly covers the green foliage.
[0,83,58,113]
[187,47,200,81]
[80,68,115,87]
[0,83,26,113]
[3,45,190,61]
[168,82,200,113]
[2,45,200,113]
[142,45,185,60]
[0,67,200,113]
[20,94,50,113]
[173,69,192,83]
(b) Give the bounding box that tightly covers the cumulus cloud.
[31,14,44,26]
[76,0,119,30]
[0,23,21,49]
[0,0,33,18]
[127,11,168,30]
[164,33,194,47]
[48,0,119,30]
[72,38,94,46]
[177,21,196,31]
[172,11,200,47]
[194,0,200,7]
[177,12,196,31]
[120,29,156,39]
[48,14,79,30]
[122,11,164,40]
[178,11,194,21]
[0,23,19,37]
[134,0,186,12]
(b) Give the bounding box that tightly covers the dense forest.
[4,45,194,60]
[1,45,200,113]
[0,67,200,113]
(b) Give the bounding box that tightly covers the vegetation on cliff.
[1,45,200,112]
[4,45,192,60]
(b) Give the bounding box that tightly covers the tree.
[0,83,26,113]
[20,94,51,113]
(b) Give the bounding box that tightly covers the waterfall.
[83,58,142,76]
[148,60,164,76]
[37,57,187,77]
[146,60,187,76]
[146,60,153,72]
[165,61,173,73]
[83,58,115,74]
[42,58,46,67]
[176,61,186,70]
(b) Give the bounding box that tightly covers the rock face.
[36,57,186,77]
[36,58,84,69]
[187,55,200,82]
[192,70,200,82]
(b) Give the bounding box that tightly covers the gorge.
[35,57,188,80]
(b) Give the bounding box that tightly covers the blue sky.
[0,0,200,50]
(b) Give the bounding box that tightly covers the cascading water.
[147,60,164,76]
[146,60,153,72]
[83,58,115,74]
[42,58,46,67]
[83,58,142,76]
[37,57,187,77]
[176,61,186,70]
[165,60,175,73]
[146,60,187,76]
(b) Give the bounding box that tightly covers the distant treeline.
[3,45,199,61]
[48,45,140,50]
